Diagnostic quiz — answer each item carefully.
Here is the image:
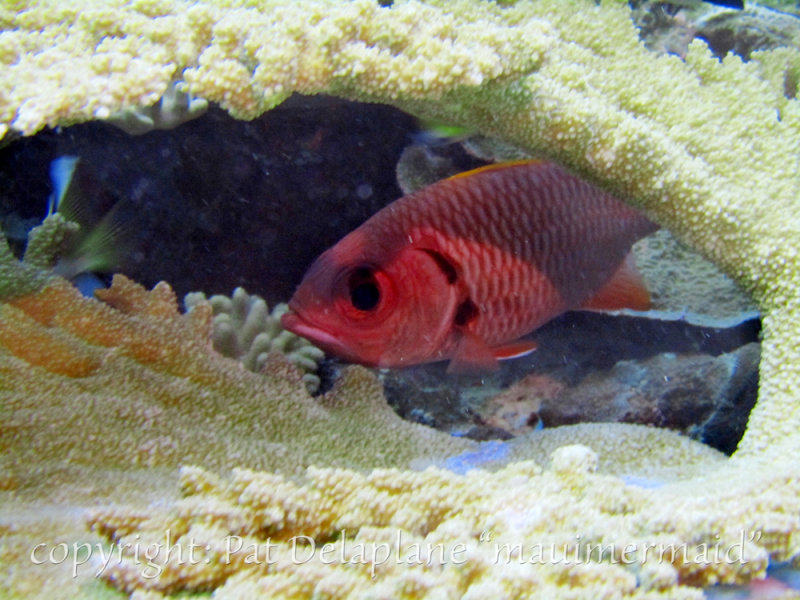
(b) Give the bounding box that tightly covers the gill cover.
[283,234,462,368]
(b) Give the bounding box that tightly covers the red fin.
[448,336,537,374]
[447,331,499,374]
[493,340,538,360]
[580,252,651,311]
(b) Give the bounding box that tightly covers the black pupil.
[348,268,381,311]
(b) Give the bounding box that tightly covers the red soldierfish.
[281,160,658,373]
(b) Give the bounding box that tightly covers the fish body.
[281,160,658,372]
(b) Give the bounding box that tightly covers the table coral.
[0,0,547,137]
[2,0,800,598]
[1,2,797,448]
[0,226,794,600]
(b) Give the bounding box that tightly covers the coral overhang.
[2,0,800,598]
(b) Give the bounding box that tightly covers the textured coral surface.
[0,274,474,598]
[2,1,798,448]
[0,231,796,599]
[6,272,794,599]
[2,0,800,598]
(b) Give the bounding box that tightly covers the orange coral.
[4,275,216,379]
[1,271,465,476]
[0,300,102,377]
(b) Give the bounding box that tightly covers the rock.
[482,374,564,436]
[538,343,760,454]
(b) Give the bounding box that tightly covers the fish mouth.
[280,310,347,356]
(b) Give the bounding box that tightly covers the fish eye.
[348,267,381,311]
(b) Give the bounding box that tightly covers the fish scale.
[282,160,658,372]
[422,163,652,338]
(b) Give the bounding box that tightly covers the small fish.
[45,156,131,295]
[409,117,475,147]
[46,155,81,217]
[281,160,658,373]
[667,0,744,8]
[701,0,744,8]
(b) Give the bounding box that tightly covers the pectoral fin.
[448,331,499,374]
[580,252,651,312]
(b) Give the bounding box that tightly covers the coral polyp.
[185,288,325,393]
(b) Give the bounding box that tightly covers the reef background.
[2,0,800,598]
[1,98,424,303]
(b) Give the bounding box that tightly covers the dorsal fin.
[444,159,545,182]
[580,251,651,312]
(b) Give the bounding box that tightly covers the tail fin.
[580,252,651,312]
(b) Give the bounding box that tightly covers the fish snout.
[279,309,301,335]
[280,310,349,359]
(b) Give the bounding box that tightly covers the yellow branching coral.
[0,0,547,136]
[3,225,760,600]
[86,449,795,599]
[0,263,474,598]
[3,0,800,598]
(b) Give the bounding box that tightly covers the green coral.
[742,0,800,17]
[0,214,76,299]
[184,287,325,393]
[632,230,759,324]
